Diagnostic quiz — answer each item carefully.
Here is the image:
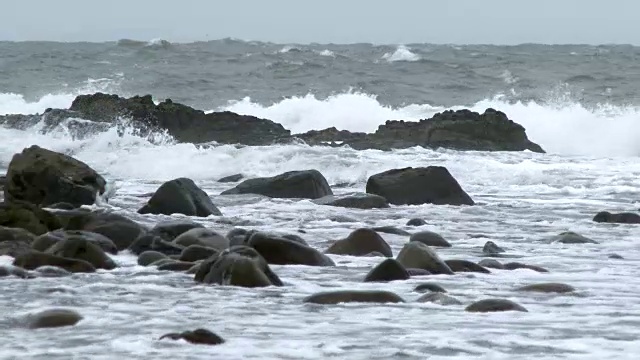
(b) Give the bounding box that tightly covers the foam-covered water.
[1,40,640,359]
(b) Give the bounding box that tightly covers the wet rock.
[25,309,83,329]
[194,246,283,287]
[550,231,599,244]
[410,231,451,248]
[221,169,332,199]
[138,178,222,217]
[328,215,358,223]
[371,226,411,236]
[364,251,386,257]
[35,265,72,277]
[303,290,405,304]
[407,268,432,276]
[173,228,229,250]
[516,282,576,293]
[157,260,196,272]
[280,233,309,246]
[128,234,185,256]
[159,328,225,345]
[149,220,205,241]
[45,202,77,210]
[218,174,244,183]
[35,230,118,255]
[179,245,219,263]
[413,283,447,293]
[149,258,176,267]
[187,263,201,274]
[396,242,454,275]
[13,250,96,273]
[138,251,168,266]
[0,201,61,236]
[0,265,33,279]
[325,228,392,257]
[445,259,491,274]
[363,258,410,282]
[313,193,389,209]
[366,166,474,206]
[465,298,528,313]
[248,232,334,266]
[593,211,640,224]
[4,145,106,207]
[65,210,147,250]
[482,241,505,254]
[503,262,549,273]
[46,237,116,270]
[417,292,462,305]
[406,218,426,226]
[68,93,290,145]
[226,228,250,247]
[478,259,505,269]
[0,225,37,257]
[609,253,624,260]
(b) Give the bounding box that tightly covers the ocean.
[0,39,639,359]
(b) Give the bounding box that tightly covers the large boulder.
[194,246,282,287]
[312,193,389,209]
[173,228,228,250]
[396,242,454,275]
[68,93,291,145]
[34,230,118,254]
[4,145,106,207]
[138,178,221,217]
[0,201,61,235]
[247,232,334,266]
[64,210,147,250]
[0,226,37,257]
[366,166,474,206]
[46,237,116,270]
[221,170,332,199]
[325,228,393,257]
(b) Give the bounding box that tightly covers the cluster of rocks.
[0,93,545,152]
[1,144,638,345]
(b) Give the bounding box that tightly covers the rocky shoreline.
[0,93,545,152]
[1,144,638,342]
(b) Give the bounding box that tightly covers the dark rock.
[465,299,528,313]
[328,215,358,223]
[280,233,309,245]
[173,228,229,250]
[325,228,392,257]
[503,262,549,273]
[194,246,282,287]
[128,234,185,256]
[406,218,426,226]
[45,202,77,210]
[295,108,544,152]
[221,169,332,199]
[478,259,505,269]
[159,328,224,345]
[157,260,196,272]
[364,251,387,257]
[482,241,505,254]
[4,145,106,207]
[371,226,411,236]
[0,265,33,279]
[217,174,244,183]
[138,178,221,217]
[226,228,250,247]
[186,263,201,274]
[417,292,462,305]
[68,93,290,145]
[34,265,72,277]
[609,253,624,260]
[0,225,37,257]
[593,211,640,224]
[407,268,432,276]
[25,309,83,329]
[363,258,410,282]
[13,251,96,273]
[65,211,147,250]
[313,193,389,209]
[445,259,491,274]
[0,201,61,235]
[396,242,454,275]
[35,230,118,255]
[517,283,576,293]
[149,258,176,268]
[179,245,219,263]
[149,220,205,241]
[138,251,168,266]
[45,237,116,270]
[366,166,474,206]
[550,231,599,244]
[303,290,405,304]
[248,232,334,266]
[413,283,447,293]
[410,231,451,248]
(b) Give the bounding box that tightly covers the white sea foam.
[382,45,421,62]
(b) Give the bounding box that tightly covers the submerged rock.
[478,259,505,269]
[313,193,389,209]
[445,259,491,274]
[221,170,332,199]
[173,228,228,250]
[482,241,505,254]
[303,290,405,304]
[217,174,244,183]
[413,282,447,293]
[503,262,549,273]
[248,232,334,266]
[406,218,427,226]
[159,328,225,346]
[550,231,599,244]
[194,246,282,288]
[516,283,576,294]
[396,242,454,275]
[25,309,83,329]
[325,228,393,257]
[13,250,96,273]
[410,231,451,248]
[465,298,528,313]
[366,166,474,206]
[593,211,640,224]
[417,292,462,306]
[138,178,222,217]
[363,258,410,282]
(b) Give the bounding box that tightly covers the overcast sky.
[2,0,637,44]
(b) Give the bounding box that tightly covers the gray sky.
[2,0,638,44]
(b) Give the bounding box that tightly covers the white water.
[382,45,421,62]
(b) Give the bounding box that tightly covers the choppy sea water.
[0,39,640,359]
